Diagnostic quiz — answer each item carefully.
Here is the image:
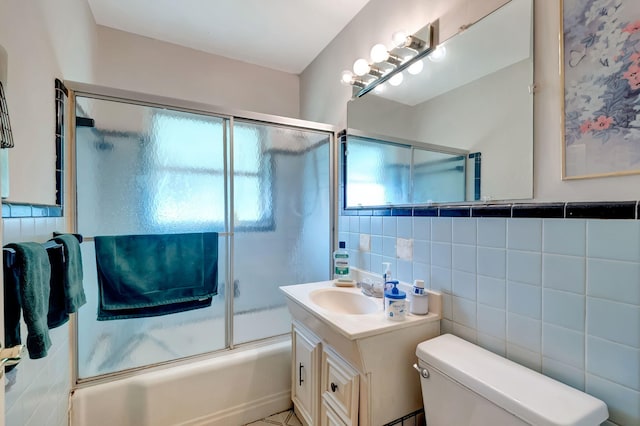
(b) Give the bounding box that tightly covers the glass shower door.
[232,120,331,344]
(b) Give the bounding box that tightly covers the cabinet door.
[292,327,320,425]
[321,347,359,426]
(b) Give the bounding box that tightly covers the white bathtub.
[70,338,292,426]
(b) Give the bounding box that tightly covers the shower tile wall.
[3,216,70,426]
[339,215,640,426]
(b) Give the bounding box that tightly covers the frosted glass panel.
[346,136,411,207]
[412,149,466,203]
[75,97,227,377]
[76,99,226,236]
[233,121,331,344]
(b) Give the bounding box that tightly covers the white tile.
[441,318,454,334]
[543,289,585,332]
[359,216,371,234]
[382,216,397,237]
[397,259,413,283]
[339,215,350,233]
[370,235,383,255]
[431,242,451,268]
[477,304,505,339]
[477,218,506,248]
[432,217,452,242]
[452,244,476,273]
[543,219,586,256]
[507,313,541,353]
[542,357,585,391]
[508,281,541,319]
[396,237,413,261]
[370,216,383,235]
[34,218,50,241]
[20,218,36,240]
[349,216,360,233]
[441,293,453,320]
[543,323,585,369]
[587,297,640,348]
[543,254,585,294]
[413,217,431,240]
[382,236,396,258]
[507,250,542,286]
[413,239,430,263]
[452,296,476,328]
[587,219,640,262]
[452,270,476,301]
[359,234,371,252]
[477,247,506,279]
[587,336,640,391]
[507,218,542,251]
[477,332,506,356]
[587,374,640,426]
[477,276,506,309]
[452,218,476,245]
[587,258,640,305]
[3,218,21,242]
[413,262,429,286]
[507,342,542,372]
[452,322,477,343]
[396,217,412,239]
[431,266,452,294]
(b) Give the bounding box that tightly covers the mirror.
[344,0,533,208]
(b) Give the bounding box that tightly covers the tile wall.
[339,214,640,426]
[3,216,70,426]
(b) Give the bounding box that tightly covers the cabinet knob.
[330,382,338,392]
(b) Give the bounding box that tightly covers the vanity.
[280,277,441,425]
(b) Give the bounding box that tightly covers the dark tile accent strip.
[2,203,62,218]
[413,207,438,217]
[357,209,372,216]
[439,206,471,217]
[566,201,636,220]
[512,203,565,218]
[372,208,392,216]
[342,209,358,216]
[472,205,512,218]
[391,208,412,216]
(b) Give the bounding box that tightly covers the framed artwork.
[562,0,640,179]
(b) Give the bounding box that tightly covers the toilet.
[415,334,609,425]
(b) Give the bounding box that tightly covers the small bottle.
[409,279,429,315]
[333,241,351,283]
[384,280,407,321]
[382,262,392,291]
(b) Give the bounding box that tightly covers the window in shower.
[74,93,332,380]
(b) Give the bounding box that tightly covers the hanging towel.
[3,243,52,359]
[94,232,218,320]
[47,234,86,329]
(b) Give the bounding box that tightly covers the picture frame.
[561,0,640,179]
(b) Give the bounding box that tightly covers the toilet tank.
[416,334,608,426]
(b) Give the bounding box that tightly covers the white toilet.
[415,334,609,425]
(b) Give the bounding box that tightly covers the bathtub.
[70,338,292,426]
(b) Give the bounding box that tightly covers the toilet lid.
[416,334,608,426]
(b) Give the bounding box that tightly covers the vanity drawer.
[321,347,359,425]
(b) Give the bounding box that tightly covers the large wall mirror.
[344,0,533,208]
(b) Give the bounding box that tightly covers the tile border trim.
[343,201,640,220]
[2,202,62,218]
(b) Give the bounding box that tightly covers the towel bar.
[2,233,83,269]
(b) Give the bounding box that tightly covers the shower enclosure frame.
[64,81,339,387]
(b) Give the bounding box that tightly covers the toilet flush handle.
[413,363,429,379]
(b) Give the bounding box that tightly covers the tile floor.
[244,409,302,426]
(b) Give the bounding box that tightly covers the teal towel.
[4,243,52,359]
[94,232,218,320]
[47,234,86,328]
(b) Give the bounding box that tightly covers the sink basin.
[309,288,380,314]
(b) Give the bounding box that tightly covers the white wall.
[300,0,640,202]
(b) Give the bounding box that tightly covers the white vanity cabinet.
[321,346,359,425]
[292,325,321,425]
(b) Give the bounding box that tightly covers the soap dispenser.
[384,280,407,321]
[409,279,429,315]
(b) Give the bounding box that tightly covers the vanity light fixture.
[341,24,435,97]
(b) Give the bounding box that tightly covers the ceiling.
[86,0,371,74]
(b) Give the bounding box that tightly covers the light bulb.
[429,45,447,62]
[407,60,423,75]
[389,72,403,86]
[370,43,389,63]
[353,58,371,76]
[391,30,408,48]
[373,83,386,94]
[340,70,354,85]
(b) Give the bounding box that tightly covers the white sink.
[309,288,380,314]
